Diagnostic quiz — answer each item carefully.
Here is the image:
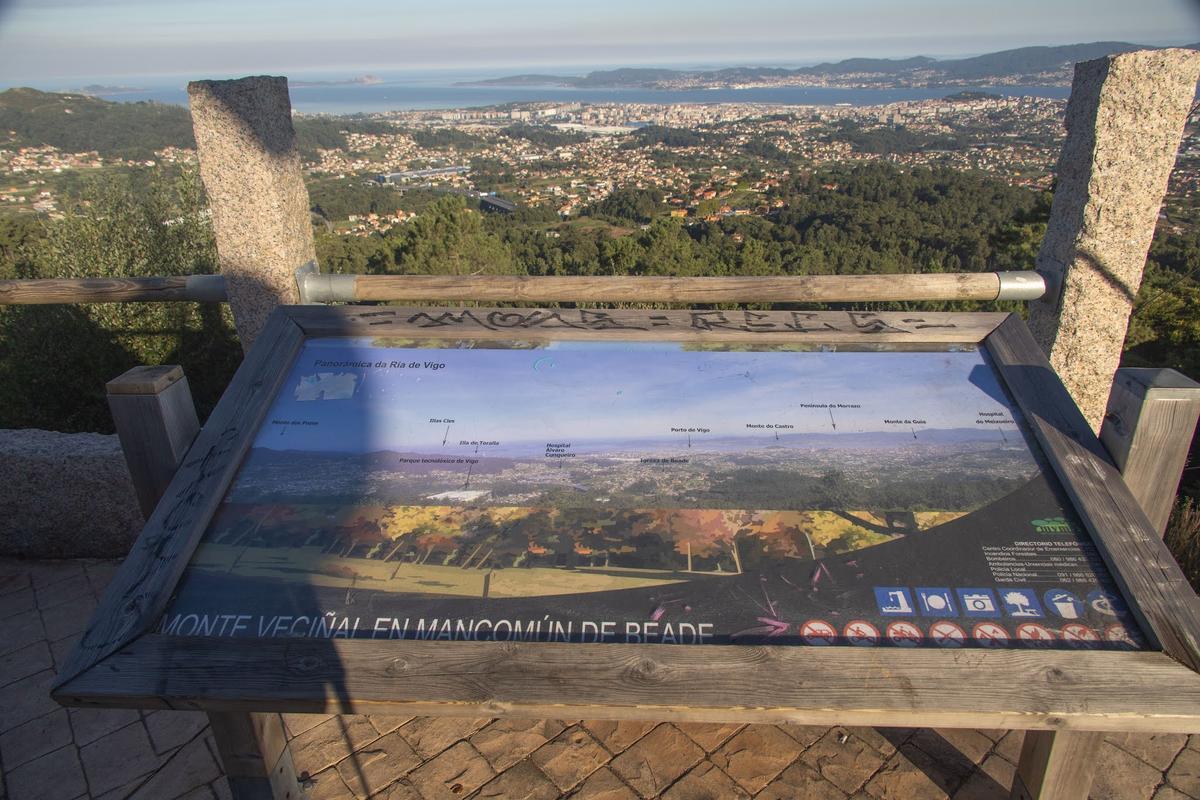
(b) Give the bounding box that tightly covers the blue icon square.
[999,588,1044,618]
[916,588,957,617]
[874,587,915,616]
[1086,589,1127,618]
[956,588,1000,618]
[1043,588,1084,620]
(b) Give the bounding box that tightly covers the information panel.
[162,337,1143,650]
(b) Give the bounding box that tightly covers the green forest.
[311,163,1050,284]
[0,88,397,160]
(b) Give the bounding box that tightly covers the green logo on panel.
[1031,517,1072,534]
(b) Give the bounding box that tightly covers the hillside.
[469,41,1192,88]
[934,42,1146,79]
[0,88,400,160]
[796,55,937,75]
[0,87,194,159]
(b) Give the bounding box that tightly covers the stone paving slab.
[3,557,1199,800]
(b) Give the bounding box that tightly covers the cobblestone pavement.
[4,558,1200,800]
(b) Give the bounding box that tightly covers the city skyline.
[0,0,1197,84]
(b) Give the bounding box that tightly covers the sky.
[0,0,1198,85]
[251,340,1024,453]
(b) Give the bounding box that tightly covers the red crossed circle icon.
[799,619,838,646]
[1061,623,1100,648]
[971,621,1012,648]
[928,621,966,647]
[1103,624,1137,649]
[886,621,923,647]
[843,620,880,646]
[1015,622,1056,647]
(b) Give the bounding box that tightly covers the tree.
[332,506,390,556]
[0,215,41,280]
[636,218,703,276]
[586,187,663,224]
[388,196,518,275]
[666,510,739,572]
[500,124,587,148]
[377,506,462,563]
[0,168,240,432]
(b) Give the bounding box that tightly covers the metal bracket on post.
[295,260,357,305]
[294,260,320,305]
[1032,266,1063,309]
[996,271,1048,302]
[183,274,230,303]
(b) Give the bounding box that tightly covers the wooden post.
[107,365,301,800]
[1011,730,1106,800]
[208,710,302,800]
[1100,368,1200,536]
[107,365,201,519]
[188,76,316,352]
[1027,49,1200,431]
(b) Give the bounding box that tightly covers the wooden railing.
[0,271,1047,305]
[0,275,227,305]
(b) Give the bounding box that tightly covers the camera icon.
[964,594,993,611]
[956,588,1000,618]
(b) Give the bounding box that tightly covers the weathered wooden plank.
[53,635,1200,733]
[284,305,1007,344]
[0,275,227,304]
[53,310,307,691]
[1012,730,1105,800]
[987,315,1200,672]
[106,364,186,395]
[347,273,1007,303]
[107,366,201,518]
[1100,368,1200,535]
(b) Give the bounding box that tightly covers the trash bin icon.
[1044,589,1082,619]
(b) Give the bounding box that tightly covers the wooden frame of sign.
[53,305,1200,744]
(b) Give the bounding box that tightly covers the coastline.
[73,82,1071,115]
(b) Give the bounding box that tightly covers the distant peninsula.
[77,84,148,95]
[461,42,1199,91]
[291,75,383,88]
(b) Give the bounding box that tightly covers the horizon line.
[250,425,1023,454]
[5,37,1198,90]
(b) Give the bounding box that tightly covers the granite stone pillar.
[1029,49,1200,431]
[187,76,316,352]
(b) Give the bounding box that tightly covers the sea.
[25,68,1072,115]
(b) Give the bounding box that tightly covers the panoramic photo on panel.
[164,337,1142,649]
